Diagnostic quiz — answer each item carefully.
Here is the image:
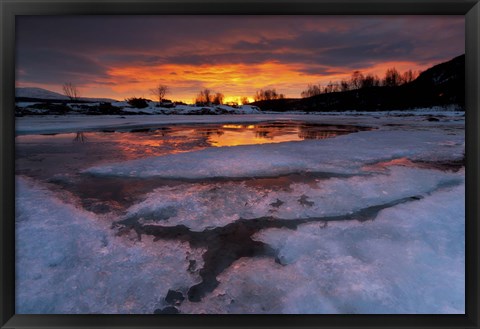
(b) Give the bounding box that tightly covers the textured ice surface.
[84,129,464,179]
[122,167,463,231]
[178,183,465,314]
[15,177,202,314]
[15,113,465,314]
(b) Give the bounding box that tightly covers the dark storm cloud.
[16,15,464,88]
[16,48,109,85]
[16,15,258,54]
[228,20,457,69]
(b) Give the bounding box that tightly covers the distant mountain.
[407,54,464,106]
[252,54,465,112]
[16,87,68,100]
[15,87,118,103]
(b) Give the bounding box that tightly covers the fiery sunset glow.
[16,15,464,103]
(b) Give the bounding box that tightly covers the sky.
[16,15,464,103]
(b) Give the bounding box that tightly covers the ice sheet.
[15,177,202,314]
[15,112,465,314]
[121,167,464,231]
[177,183,465,314]
[84,129,464,179]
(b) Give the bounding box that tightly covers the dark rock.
[154,306,179,314]
[298,195,314,207]
[165,289,185,305]
[270,199,284,208]
[187,260,197,273]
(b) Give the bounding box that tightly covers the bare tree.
[254,89,283,101]
[240,96,250,105]
[340,80,350,92]
[324,81,340,93]
[301,84,322,98]
[350,71,364,90]
[195,89,213,105]
[213,92,224,105]
[383,68,402,87]
[360,74,380,88]
[401,69,418,84]
[63,82,79,101]
[149,84,169,104]
[203,89,212,104]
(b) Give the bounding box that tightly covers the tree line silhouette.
[25,55,460,115]
[60,67,426,106]
[301,68,420,98]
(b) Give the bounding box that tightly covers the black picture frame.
[1,1,479,328]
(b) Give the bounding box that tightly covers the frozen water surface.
[84,129,463,179]
[16,177,203,314]
[120,166,463,231]
[250,183,465,314]
[15,112,465,314]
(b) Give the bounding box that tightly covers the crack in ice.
[114,194,423,303]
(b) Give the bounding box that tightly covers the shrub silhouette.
[126,97,149,108]
[98,102,122,114]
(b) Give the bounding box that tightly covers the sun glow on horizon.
[16,15,464,103]
[17,59,439,104]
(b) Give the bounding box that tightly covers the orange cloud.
[78,59,434,103]
[97,62,321,102]
[20,59,443,103]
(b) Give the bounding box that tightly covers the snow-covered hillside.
[16,87,69,100]
[15,87,117,103]
[15,88,261,116]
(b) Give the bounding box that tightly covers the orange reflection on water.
[208,123,362,147]
[361,157,418,172]
[16,122,371,162]
[102,130,207,159]
[209,130,303,147]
